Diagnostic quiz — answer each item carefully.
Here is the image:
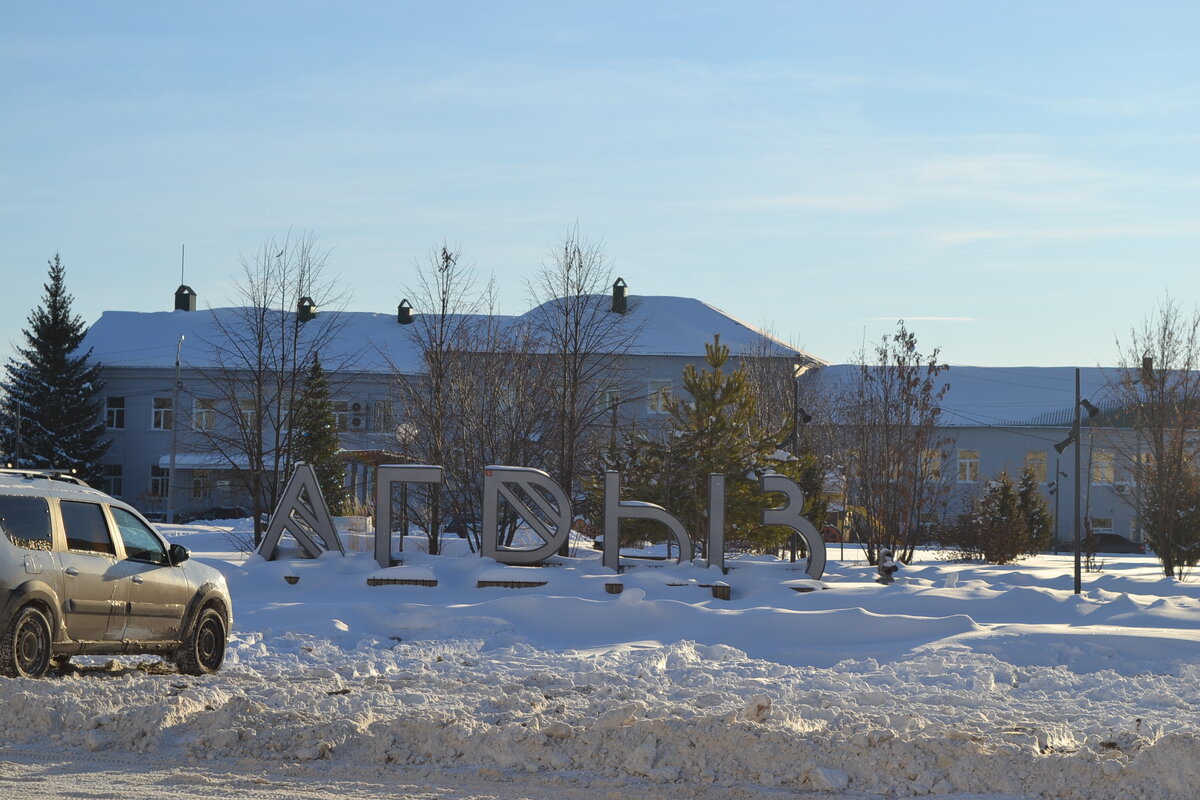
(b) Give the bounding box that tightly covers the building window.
[193,398,216,431]
[920,449,941,480]
[957,449,979,483]
[149,465,170,498]
[332,401,350,431]
[237,398,258,429]
[1091,450,1115,484]
[1134,450,1155,480]
[1091,516,1114,532]
[105,396,125,429]
[371,400,395,433]
[601,388,620,413]
[192,469,213,501]
[102,464,123,497]
[1024,450,1047,483]
[648,380,672,414]
[152,397,173,430]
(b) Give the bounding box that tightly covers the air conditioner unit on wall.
[348,401,366,430]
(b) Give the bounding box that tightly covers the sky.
[2,1,1198,369]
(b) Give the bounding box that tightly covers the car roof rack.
[0,467,89,487]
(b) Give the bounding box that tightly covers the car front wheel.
[0,605,53,678]
[177,607,226,676]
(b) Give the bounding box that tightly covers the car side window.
[0,495,53,551]
[110,507,169,565]
[60,500,116,555]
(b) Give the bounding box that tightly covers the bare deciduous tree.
[835,321,951,564]
[394,245,486,555]
[188,232,350,545]
[739,327,836,480]
[527,225,640,530]
[393,245,554,554]
[1108,297,1200,578]
[446,298,553,549]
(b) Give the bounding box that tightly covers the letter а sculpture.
[257,462,345,560]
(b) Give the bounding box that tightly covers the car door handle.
[65,567,79,577]
[131,575,144,584]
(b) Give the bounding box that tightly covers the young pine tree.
[1,255,108,484]
[630,336,791,551]
[289,355,346,514]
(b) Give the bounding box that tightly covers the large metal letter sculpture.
[760,473,826,579]
[374,464,444,567]
[603,470,693,572]
[482,466,572,565]
[706,473,726,572]
[257,463,345,560]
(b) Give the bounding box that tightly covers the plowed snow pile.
[4,524,1200,800]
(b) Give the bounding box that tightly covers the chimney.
[397,299,414,324]
[174,284,196,312]
[611,277,628,314]
[297,296,317,323]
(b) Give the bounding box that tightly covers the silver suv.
[0,469,232,678]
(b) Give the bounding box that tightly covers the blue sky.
[2,1,1197,368]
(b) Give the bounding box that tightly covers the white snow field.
[3,523,1200,800]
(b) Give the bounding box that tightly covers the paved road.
[0,745,887,800]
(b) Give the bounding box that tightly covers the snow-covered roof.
[83,308,456,374]
[517,295,822,362]
[83,295,823,373]
[814,364,1122,427]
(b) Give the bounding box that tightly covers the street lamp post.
[165,335,184,524]
[1054,367,1101,595]
[1050,458,1064,548]
[1072,369,1083,594]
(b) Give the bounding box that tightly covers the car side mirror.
[169,543,191,565]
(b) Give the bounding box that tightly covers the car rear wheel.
[177,607,226,676]
[0,606,53,678]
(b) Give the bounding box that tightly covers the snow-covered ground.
[3,523,1200,800]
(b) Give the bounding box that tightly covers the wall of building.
[942,425,1140,546]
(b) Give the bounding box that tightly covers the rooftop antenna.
[180,244,186,284]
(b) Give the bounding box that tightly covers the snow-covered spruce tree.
[290,354,346,514]
[1,254,108,484]
[1017,467,1053,555]
[966,469,1051,564]
[974,472,1025,564]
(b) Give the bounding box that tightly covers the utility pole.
[165,335,184,523]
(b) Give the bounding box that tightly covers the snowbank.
[4,524,1200,799]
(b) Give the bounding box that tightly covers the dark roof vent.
[398,299,414,325]
[174,284,196,312]
[612,277,628,314]
[297,296,317,323]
